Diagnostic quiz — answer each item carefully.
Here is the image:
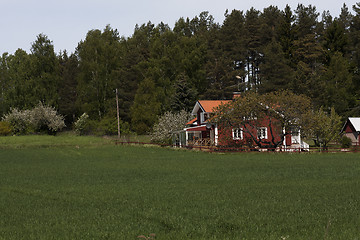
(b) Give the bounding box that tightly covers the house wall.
[285,134,291,146]
[216,118,283,147]
[343,122,359,145]
[197,109,202,126]
[344,122,355,133]
[344,132,358,145]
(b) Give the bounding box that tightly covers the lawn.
[0,137,359,239]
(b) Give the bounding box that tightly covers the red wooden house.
[179,95,308,151]
[341,117,360,146]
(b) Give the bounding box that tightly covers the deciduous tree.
[212,90,312,150]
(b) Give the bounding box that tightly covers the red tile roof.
[186,117,197,125]
[198,100,231,113]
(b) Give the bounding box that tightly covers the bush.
[74,113,131,136]
[2,103,65,135]
[74,113,90,135]
[30,103,66,134]
[2,108,32,134]
[0,121,12,136]
[340,135,352,148]
[98,116,118,135]
[96,116,131,136]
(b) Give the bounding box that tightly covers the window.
[291,127,300,144]
[257,127,267,139]
[232,128,243,140]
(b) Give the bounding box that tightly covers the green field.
[0,136,359,239]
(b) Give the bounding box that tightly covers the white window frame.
[200,112,205,123]
[257,127,268,140]
[232,128,243,140]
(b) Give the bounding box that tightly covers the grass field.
[0,136,360,239]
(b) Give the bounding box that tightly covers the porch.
[173,125,217,147]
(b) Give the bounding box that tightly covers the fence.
[115,141,360,153]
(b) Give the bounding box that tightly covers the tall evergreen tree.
[170,73,197,112]
[244,8,262,90]
[31,34,60,107]
[278,5,296,65]
[294,4,319,38]
[58,51,79,125]
[260,38,293,93]
[350,3,360,98]
[131,77,161,134]
[0,53,10,116]
[323,19,348,62]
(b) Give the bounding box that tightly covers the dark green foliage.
[131,78,162,134]
[1,4,360,134]
[170,74,197,112]
[260,39,293,93]
[30,34,60,108]
[76,26,122,120]
[340,135,352,148]
[58,51,79,125]
[321,52,355,114]
[96,115,130,136]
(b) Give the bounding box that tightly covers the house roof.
[199,100,231,112]
[348,117,360,131]
[191,100,231,115]
[185,125,207,132]
[186,117,197,125]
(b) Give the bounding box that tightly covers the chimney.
[232,92,241,99]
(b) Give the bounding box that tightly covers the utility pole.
[116,88,120,139]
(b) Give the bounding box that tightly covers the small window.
[257,127,267,139]
[200,112,205,123]
[232,128,243,140]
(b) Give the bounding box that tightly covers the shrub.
[340,135,352,148]
[98,116,131,136]
[29,103,66,134]
[0,121,12,136]
[2,103,65,135]
[74,113,131,136]
[97,116,118,135]
[2,108,32,134]
[74,113,90,135]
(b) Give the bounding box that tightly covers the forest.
[1,3,360,134]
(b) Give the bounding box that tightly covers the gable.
[342,118,360,133]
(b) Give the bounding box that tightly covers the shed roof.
[348,117,360,131]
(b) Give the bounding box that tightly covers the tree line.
[1,3,360,134]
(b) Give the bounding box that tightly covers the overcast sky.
[0,0,357,54]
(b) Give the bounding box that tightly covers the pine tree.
[130,77,161,134]
[260,39,293,93]
[31,34,60,107]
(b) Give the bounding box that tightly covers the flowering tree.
[3,103,65,135]
[151,110,192,144]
